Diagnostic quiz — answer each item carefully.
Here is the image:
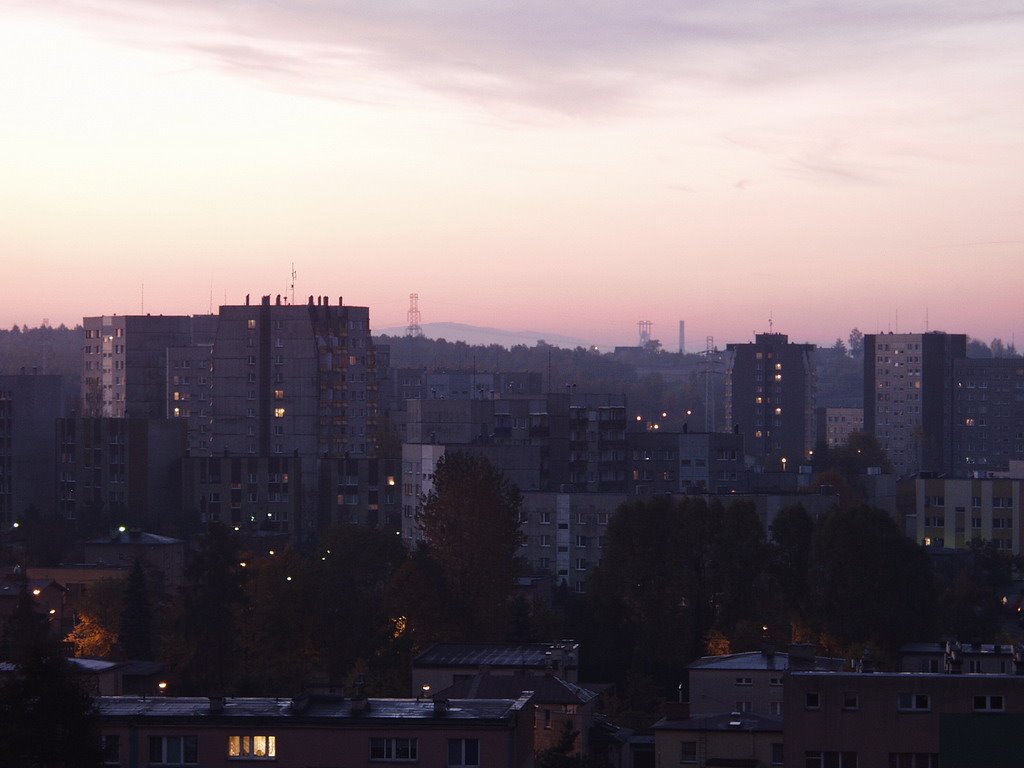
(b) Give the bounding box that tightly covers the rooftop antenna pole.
[290,263,297,306]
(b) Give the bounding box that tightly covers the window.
[805,752,857,768]
[101,735,119,765]
[770,701,783,716]
[680,741,697,764]
[888,755,938,768]
[150,736,198,765]
[248,319,257,329]
[539,511,551,524]
[575,535,587,547]
[735,701,752,712]
[228,735,276,759]
[274,407,286,418]
[735,676,752,686]
[805,692,820,710]
[370,737,418,761]
[897,693,930,712]
[448,738,479,767]
[575,558,588,571]
[843,693,859,710]
[540,534,551,547]
[769,676,783,687]
[974,695,1005,711]
[771,743,784,767]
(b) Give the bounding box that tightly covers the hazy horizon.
[3,1,1022,348]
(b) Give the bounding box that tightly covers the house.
[412,641,580,694]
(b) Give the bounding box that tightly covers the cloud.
[33,0,1024,115]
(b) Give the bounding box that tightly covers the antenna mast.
[290,263,297,306]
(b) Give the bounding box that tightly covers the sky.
[2,1,1023,349]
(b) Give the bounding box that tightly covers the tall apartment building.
[864,332,966,477]
[915,474,1023,553]
[0,374,67,526]
[952,357,1024,476]
[82,315,216,418]
[725,333,816,471]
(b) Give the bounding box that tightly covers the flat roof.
[97,695,530,723]
[414,642,577,669]
[655,712,783,733]
[689,651,841,672]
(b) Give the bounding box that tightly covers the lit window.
[173,392,181,401]
[774,407,782,415]
[274,390,285,400]
[247,319,256,330]
[173,407,181,418]
[228,735,276,759]
[274,408,286,418]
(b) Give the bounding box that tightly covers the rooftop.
[435,671,597,705]
[87,531,183,546]
[655,712,783,733]
[97,694,531,723]
[688,650,842,672]
[414,642,578,669]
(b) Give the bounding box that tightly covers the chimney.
[433,697,449,715]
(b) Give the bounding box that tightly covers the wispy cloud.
[31,0,1024,115]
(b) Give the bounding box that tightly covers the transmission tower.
[406,293,423,337]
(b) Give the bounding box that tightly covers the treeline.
[58,454,1015,723]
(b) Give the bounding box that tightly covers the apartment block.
[82,315,215,418]
[915,475,1022,553]
[56,417,187,535]
[726,333,816,471]
[816,406,865,449]
[0,373,67,526]
[952,357,1024,476]
[865,332,966,478]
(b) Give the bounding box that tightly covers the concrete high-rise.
[82,315,216,418]
[864,332,966,478]
[725,333,816,471]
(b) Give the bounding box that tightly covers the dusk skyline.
[3,1,1022,347]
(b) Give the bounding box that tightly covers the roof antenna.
[290,263,297,306]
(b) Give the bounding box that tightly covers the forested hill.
[0,325,81,382]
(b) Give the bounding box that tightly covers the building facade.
[951,357,1024,476]
[816,407,865,449]
[865,332,967,478]
[725,333,816,472]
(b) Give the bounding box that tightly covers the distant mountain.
[375,322,595,350]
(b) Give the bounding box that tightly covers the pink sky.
[2,1,1022,348]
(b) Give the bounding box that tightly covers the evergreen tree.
[418,451,523,640]
[119,558,153,660]
[0,579,102,768]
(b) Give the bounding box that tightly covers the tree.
[807,506,936,656]
[769,504,814,617]
[848,328,864,359]
[418,452,523,640]
[0,579,102,768]
[172,524,246,694]
[119,558,153,660]
[65,577,124,659]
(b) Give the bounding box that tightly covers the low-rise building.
[412,642,580,694]
[785,670,1024,768]
[97,693,535,768]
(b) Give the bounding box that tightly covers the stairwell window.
[680,741,697,764]
[228,736,276,759]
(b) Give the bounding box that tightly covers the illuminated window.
[774,407,782,415]
[774,374,782,381]
[173,407,181,418]
[755,396,763,404]
[247,319,256,330]
[228,735,276,759]
[274,390,285,400]
[274,408,286,418]
[775,363,782,370]
[173,392,181,401]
